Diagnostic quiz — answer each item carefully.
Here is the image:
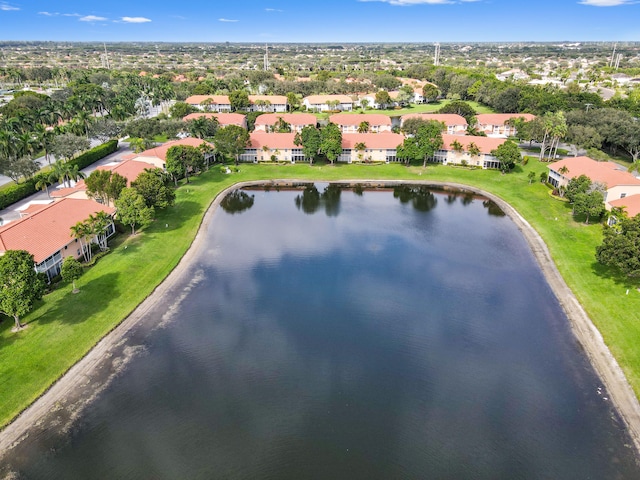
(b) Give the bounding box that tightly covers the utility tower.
[434,43,441,67]
[100,43,110,70]
[614,53,622,70]
[608,43,617,68]
[264,44,270,71]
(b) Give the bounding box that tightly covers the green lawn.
[1,158,639,429]
[312,100,495,121]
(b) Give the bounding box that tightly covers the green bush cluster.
[0,140,118,210]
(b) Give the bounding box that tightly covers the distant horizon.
[0,40,638,45]
[0,0,638,43]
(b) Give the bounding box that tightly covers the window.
[621,193,627,199]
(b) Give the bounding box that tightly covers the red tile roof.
[97,159,155,184]
[248,95,287,105]
[401,113,468,127]
[441,134,506,154]
[249,132,298,149]
[341,133,405,149]
[135,138,213,162]
[475,113,536,126]
[0,198,116,263]
[609,194,640,218]
[185,95,230,106]
[329,114,392,127]
[182,112,246,126]
[548,156,640,188]
[254,113,317,127]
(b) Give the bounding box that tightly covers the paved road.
[0,144,132,225]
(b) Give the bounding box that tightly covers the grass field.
[1,158,639,429]
[312,100,495,121]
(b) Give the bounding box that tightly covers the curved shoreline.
[1,179,639,460]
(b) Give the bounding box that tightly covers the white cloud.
[62,13,81,17]
[0,3,19,11]
[579,0,636,4]
[218,18,238,22]
[38,11,58,16]
[121,16,152,23]
[265,8,284,11]
[80,15,108,22]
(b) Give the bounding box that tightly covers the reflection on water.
[294,184,342,216]
[4,184,640,480]
[220,190,255,214]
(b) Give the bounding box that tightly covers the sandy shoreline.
[1,179,639,460]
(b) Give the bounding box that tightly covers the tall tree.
[320,122,342,164]
[414,121,444,168]
[115,187,154,235]
[491,140,521,173]
[214,125,250,165]
[294,125,322,165]
[131,168,176,208]
[375,90,392,110]
[61,256,83,293]
[229,90,250,112]
[0,250,45,330]
[597,214,640,277]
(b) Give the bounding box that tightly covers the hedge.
[0,140,119,211]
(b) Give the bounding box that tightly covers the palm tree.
[559,165,569,176]
[354,142,367,162]
[70,220,92,262]
[87,212,112,252]
[35,176,53,198]
[357,121,370,134]
[451,140,464,153]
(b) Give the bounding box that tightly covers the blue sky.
[0,0,638,42]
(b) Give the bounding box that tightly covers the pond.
[3,184,639,479]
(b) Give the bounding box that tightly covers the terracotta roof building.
[548,156,640,202]
[302,95,354,112]
[400,114,468,135]
[132,138,214,169]
[183,112,247,129]
[254,113,317,133]
[475,113,536,138]
[248,95,288,113]
[329,114,392,134]
[0,198,116,280]
[339,132,405,163]
[608,194,640,218]
[430,134,507,169]
[185,95,232,112]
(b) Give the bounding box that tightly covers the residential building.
[400,114,468,135]
[329,114,392,134]
[248,95,288,113]
[183,112,247,129]
[0,198,116,281]
[240,132,302,163]
[254,113,317,133]
[130,138,214,170]
[475,113,536,138]
[547,156,640,202]
[303,95,354,112]
[430,135,506,169]
[607,194,640,222]
[185,95,232,112]
[339,133,404,163]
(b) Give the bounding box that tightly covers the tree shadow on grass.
[590,261,639,290]
[0,314,24,347]
[28,272,121,327]
[150,200,202,233]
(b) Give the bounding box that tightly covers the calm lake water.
[4,184,639,479]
